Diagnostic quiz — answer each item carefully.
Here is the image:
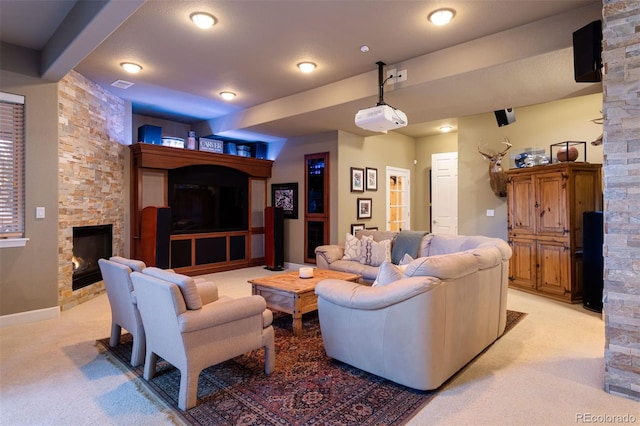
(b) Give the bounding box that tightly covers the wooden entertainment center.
[130,143,273,275]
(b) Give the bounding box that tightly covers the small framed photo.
[271,182,298,219]
[366,167,378,191]
[351,167,364,192]
[366,227,378,231]
[357,198,372,219]
[351,223,365,235]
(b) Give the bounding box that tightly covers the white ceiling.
[0,0,603,140]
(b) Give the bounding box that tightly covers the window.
[0,92,25,239]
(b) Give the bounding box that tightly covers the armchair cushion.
[110,256,146,273]
[178,296,269,333]
[142,267,203,309]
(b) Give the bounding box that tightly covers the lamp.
[297,62,317,73]
[220,91,236,100]
[121,62,142,74]
[428,9,455,26]
[190,12,216,29]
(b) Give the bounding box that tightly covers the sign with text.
[199,138,224,154]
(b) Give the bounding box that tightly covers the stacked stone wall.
[602,0,640,401]
[57,70,126,310]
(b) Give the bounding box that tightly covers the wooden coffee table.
[249,269,362,336]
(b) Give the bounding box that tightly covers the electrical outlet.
[397,69,407,82]
[386,69,397,85]
[36,207,45,219]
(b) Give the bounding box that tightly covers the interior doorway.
[386,167,411,231]
[431,152,458,234]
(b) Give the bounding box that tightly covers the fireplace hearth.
[72,224,113,291]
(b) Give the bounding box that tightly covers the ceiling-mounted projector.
[355,104,408,132]
[355,61,408,133]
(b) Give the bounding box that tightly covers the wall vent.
[111,80,134,89]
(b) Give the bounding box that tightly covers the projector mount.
[376,61,394,107]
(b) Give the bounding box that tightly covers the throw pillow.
[342,233,362,261]
[360,235,392,267]
[398,253,414,265]
[372,261,405,287]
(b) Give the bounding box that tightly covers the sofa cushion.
[360,235,391,267]
[403,252,478,280]
[328,260,379,282]
[342,233,363,261]
[356,229,398,242]
[372,261,406,287]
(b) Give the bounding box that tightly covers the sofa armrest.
[178,295,267,333]
[315,245,344,268]
[315,276,440,310]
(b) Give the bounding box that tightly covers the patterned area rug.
[99,310,526,425]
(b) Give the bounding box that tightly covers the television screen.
[168,165,248,234]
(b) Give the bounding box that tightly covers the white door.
[431,152,458,234]
[386,167,410,231]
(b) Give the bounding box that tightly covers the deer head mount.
[478,137,512,198]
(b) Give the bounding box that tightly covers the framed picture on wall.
[357,198,372,219]
[351,167,364,192]
[271,182,298,219]
[351,223,365,235]
[365,167,378,191]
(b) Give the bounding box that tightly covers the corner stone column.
[602,0,640,401]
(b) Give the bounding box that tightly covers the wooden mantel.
[130,142,273,178]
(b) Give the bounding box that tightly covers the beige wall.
[270,132,339,265]
[0,71,60,316]
[458,92,603,239]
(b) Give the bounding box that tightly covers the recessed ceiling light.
[360,45,370,53]
[220,91,236,101]
[297,62,317,73]
[428,8,455,26]
[190,12,216,29]
[440,125,453,133]
[120,62,142,73]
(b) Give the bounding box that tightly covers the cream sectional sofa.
[314,233,512,391]
[315,229,432,283]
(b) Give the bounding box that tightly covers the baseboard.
[284,262,315,270]
[0,306,60,327]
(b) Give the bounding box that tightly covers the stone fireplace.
[57,70,126,310]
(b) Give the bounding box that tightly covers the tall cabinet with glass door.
[304,153,329,263]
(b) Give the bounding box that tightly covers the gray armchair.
[98,257,147,366]
[130,268,275,410]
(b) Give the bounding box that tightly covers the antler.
[478,137,512,159]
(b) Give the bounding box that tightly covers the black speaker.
[264,206,284,271]
[583,211,604,313]
[140,206,171,269]
[573,20,602,83]
[494,108,516,127]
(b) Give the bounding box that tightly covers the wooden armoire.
[505,162,602,303]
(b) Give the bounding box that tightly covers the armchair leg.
[143,351,158,380]
[130,333,145,367]
[178,367,201,411]
[264,328,275,375]
[109,323,121,347]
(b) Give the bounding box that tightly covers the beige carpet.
[1,266,637,425]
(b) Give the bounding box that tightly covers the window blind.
[0,92,25,238]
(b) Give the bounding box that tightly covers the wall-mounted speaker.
[573,20,602,83]
[140,206,171,269]
[494,108,516,127]
[264,206,284,271]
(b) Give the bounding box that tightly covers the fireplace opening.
[72,224,113,291]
